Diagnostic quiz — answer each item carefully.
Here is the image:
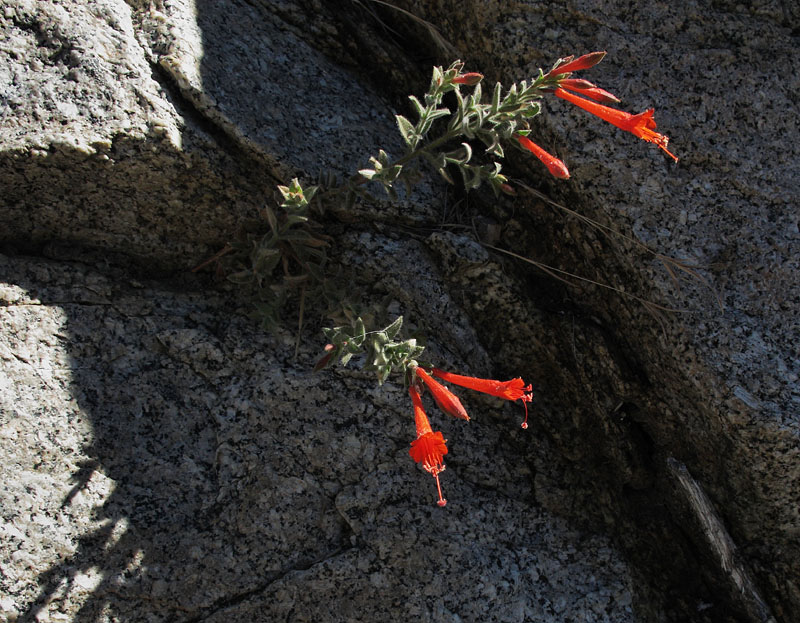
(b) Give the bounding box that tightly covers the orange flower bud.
[515,135,570,180]
[559,78,620,104]
[452,72,484,85]
[548,51,606,76]
[415,368,470,421]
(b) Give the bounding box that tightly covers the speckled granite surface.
[390,1,799,620]
[0,252,635,622]
[1,0,798,621]
[0,0,432,268]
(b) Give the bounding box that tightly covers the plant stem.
[319,130,460,202]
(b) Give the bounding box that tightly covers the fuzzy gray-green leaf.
[396,114,416,146]
[408,95,425,119]
[385,316,403,339]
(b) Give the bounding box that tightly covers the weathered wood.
[667,457,776,623]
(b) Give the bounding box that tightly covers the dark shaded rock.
[386,1,799,621]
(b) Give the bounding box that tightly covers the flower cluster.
[316,316,533,506]
[515,51,678,180]
[408,366,533,506]
[314,53,676,508]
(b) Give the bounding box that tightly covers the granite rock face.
[1,0,798,622]
[0,0,421,268]
[0,2,637,622]
[0,250,636,622]
[388,1,799,621]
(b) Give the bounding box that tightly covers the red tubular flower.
[452,72,484,85]
[408,386,448,507]
[553,87,678,162]
[516,134,570,180]
[415,367,470,421]
[431,368,534,429]
[558,78,620,104]
[546,51,607,76]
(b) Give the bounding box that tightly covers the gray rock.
[388,1,799,620]
[2,0,798,622]
[0,0,431,269]
[0,252,635,622]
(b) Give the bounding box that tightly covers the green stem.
[319,78,555,204]
[319,129,459,202]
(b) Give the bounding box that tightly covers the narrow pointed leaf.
[408,95,425,119]
[385,316,403,339]
[264,205,278,234]
[491,82,502,113]
[396,114,416,146]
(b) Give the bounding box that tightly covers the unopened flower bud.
[559,78,596,90]
[515,134,570,180]
[452,72,484,86]
[547,51,607,77]
[559,78,620,103]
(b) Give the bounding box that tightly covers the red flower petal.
[553,88,678,162]
[409,431,448,469]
